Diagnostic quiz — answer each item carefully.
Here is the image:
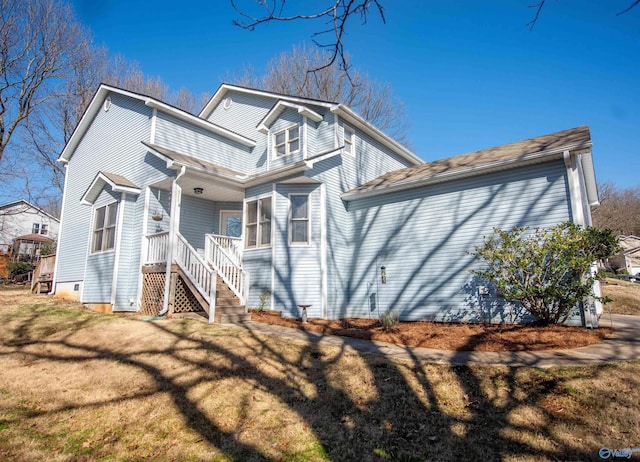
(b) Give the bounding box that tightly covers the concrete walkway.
[231,314,640,368]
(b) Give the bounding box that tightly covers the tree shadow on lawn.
[1,310,629,461]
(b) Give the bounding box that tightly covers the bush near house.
[472,222,620,325]
[6,262,33,281]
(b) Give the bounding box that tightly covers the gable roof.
[201,83,423,166]
[81,171,141,205]
[143,142,248,180]
[343,126,596,202]
[200,83,338,118]
[59,84,256,164]
[0,200,60,222]
[257,101,324,133]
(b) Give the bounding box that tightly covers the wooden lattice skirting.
[140,266,203,315]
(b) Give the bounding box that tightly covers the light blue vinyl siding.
[206,90,274,174]
[343,160,573,323]
[243,249,272,308]
[316,111,335,153]
[272,184,322,318]
[207,91,274,139]
[56,92,153,284]
[154,111,252,173]
[114,192,142,310]
[147,188,171,234]
[304,120,417,318]
[178,196,242,252]
[82,189,119,303]
[179,195,216,252]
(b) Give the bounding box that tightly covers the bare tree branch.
[526,1,545,31]
[0,0,86,163]
[617,0,640,15]
[227,44,409,144]
[528,0,639,30]
[230,1,385,77]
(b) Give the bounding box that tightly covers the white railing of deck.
[175,234,216,310]
[146,231,169,264]
[205,234,249,304]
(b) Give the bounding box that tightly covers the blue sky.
[71,0,639,188]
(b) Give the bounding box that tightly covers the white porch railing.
[207,234,243,267]
[205,234,248,304]
[146,231,169,264]
[175,234,216,310]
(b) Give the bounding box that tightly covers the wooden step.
[216,296,241,306]
[217,313,251,324]
[215,305,246,314]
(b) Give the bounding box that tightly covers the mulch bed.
[250,310,611,352]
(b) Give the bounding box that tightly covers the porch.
[141,231,249,323]
[140,157,250,322]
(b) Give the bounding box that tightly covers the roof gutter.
[342,142,592,202]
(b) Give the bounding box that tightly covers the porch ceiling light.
[193,187,204,195]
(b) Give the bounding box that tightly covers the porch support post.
[160,166,185,315]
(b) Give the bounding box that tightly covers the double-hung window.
[41,224,48,235]
[245,197,272,249]
[92,202,118,253]
[273,125,300,157]
[32,223,40,234]
[343,125,354,155]
[290,194,310,244]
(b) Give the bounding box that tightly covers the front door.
[220,211,242,237]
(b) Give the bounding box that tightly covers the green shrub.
[256,290,269,312]
[471,222,620,325]
[598,269,618,279]
[7,262,33,279]
[379,309,400,331]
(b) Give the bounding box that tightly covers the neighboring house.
[0,200,60,253]
[608,235,640,275]
[52,83,600,326]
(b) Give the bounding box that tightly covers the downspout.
[159,166,186,315]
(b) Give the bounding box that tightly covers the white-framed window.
[273,124,300,157]
[41,224,48,235]
[92,202,118,253]
[32,223,40,234]
[343,125,354,155]
[245,196,272,249]
[290,194,310,245]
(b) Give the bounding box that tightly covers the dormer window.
[344,125,354,155]
[273,125,300,157]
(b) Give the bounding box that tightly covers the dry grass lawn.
[601,278,640,316]
[1,286,639,461]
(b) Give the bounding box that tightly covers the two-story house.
[53,84,600,325]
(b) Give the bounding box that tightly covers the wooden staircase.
[214,278,250,324]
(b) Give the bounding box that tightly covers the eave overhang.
[342,142,593,202]
[81,171,141,205]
